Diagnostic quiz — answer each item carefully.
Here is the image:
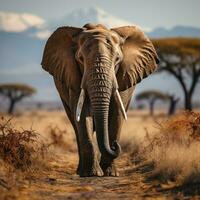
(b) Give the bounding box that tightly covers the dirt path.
[3,151,172,200]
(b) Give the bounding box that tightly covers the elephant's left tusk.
[115,90,127,120]
[76,89,85,122]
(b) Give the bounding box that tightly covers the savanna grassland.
[0,109,200,200]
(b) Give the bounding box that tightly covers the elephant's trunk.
[86,57,121,159]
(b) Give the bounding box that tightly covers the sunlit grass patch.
[131,111,200,189]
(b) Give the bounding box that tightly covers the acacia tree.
[0,83,36,114]
[168,94,180,115]
[136,90,168,116]
[153,38,200,110]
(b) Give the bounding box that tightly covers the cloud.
[34,30,51,39]
[0,11,45,32]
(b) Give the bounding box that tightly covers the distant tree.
[136,90,168,116]
[153,38,200,110]
[168,94,180,115]
[0,83,36,114]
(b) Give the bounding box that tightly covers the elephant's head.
[41,23,159,159]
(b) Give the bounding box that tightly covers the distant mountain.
[49,7,136,30]
[147,26,200,38]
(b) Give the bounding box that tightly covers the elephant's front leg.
[100,87,135,176]
[75,100,103,177]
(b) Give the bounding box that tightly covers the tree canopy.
[153,38,200,57]
[0,83,36,114]
[0,83,36,94]
[136,90,169,101]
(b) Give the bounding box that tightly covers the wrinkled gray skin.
[41,23,158,177]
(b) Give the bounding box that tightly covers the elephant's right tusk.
[76,89,85,122]
[115,90,127,120]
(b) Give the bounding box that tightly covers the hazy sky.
[0,0,199,29]
[0,0,199,102]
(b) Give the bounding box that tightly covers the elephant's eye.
[116,55,121,64]
[106,39,113,51]
[106,39,111,45]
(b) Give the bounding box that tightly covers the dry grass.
[0,113,79,200]
[0,116,52,197]
[0,115,73,172]
[0,116,48,171]
[0,114,76,193]
[47,125,75,152]
[130,111,200,190]
[1,110,200,199]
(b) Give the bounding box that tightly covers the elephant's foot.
[79,160,104,177]
[100,160,119,177]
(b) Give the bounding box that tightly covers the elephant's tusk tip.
[76,114,80,122]
[124,114,128,121]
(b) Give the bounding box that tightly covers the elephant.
[41,23,159,177]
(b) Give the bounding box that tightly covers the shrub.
[0,116,47,170]
[133,111,200,187]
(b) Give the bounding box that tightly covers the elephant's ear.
[41,26,83,88]
[112,26,159,91]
